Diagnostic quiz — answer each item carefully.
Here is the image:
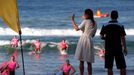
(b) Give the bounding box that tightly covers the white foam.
[0,40,10,46]
[0,27,134,36]
[0,39,46,46]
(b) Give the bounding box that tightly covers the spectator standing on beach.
[71,9,97,75]
[100,10,127,75]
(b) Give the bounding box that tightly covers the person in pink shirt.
[98,49,105,61]
[59,39,68,51]
[58,39,69,58]
[0,56,19,75]
[7,56,19,75]
[1,68,9,75]
[31,39,41,53]
[11,36,19,48]
[60,59,76,75]
[0,62,9,75]
[98,49,105,57]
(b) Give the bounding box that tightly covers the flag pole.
[19,31,25,75]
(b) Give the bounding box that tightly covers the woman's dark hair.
[85,9,95,25]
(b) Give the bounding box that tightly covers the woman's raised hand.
[71,14,75,21]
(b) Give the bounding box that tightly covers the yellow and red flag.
[0,0,21,34]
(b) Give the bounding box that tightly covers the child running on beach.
[11,36,19,48]
[30,39,41,53]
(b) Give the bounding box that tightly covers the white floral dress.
[75,19,97,63]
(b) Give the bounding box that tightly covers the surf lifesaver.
[94,13,109,18]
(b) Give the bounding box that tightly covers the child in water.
[59,39,68,51]
[30,39,41,53]
[55,59,76,75]
[98,49,105,61]
[94,45,105,61]
[11,36,19,48]
[59,39,68,56]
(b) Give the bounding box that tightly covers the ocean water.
[0,0,134,75]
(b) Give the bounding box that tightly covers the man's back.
[100,10,127,75]
[100,21,126,52]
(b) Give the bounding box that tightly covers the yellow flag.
[0,0,21,34]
